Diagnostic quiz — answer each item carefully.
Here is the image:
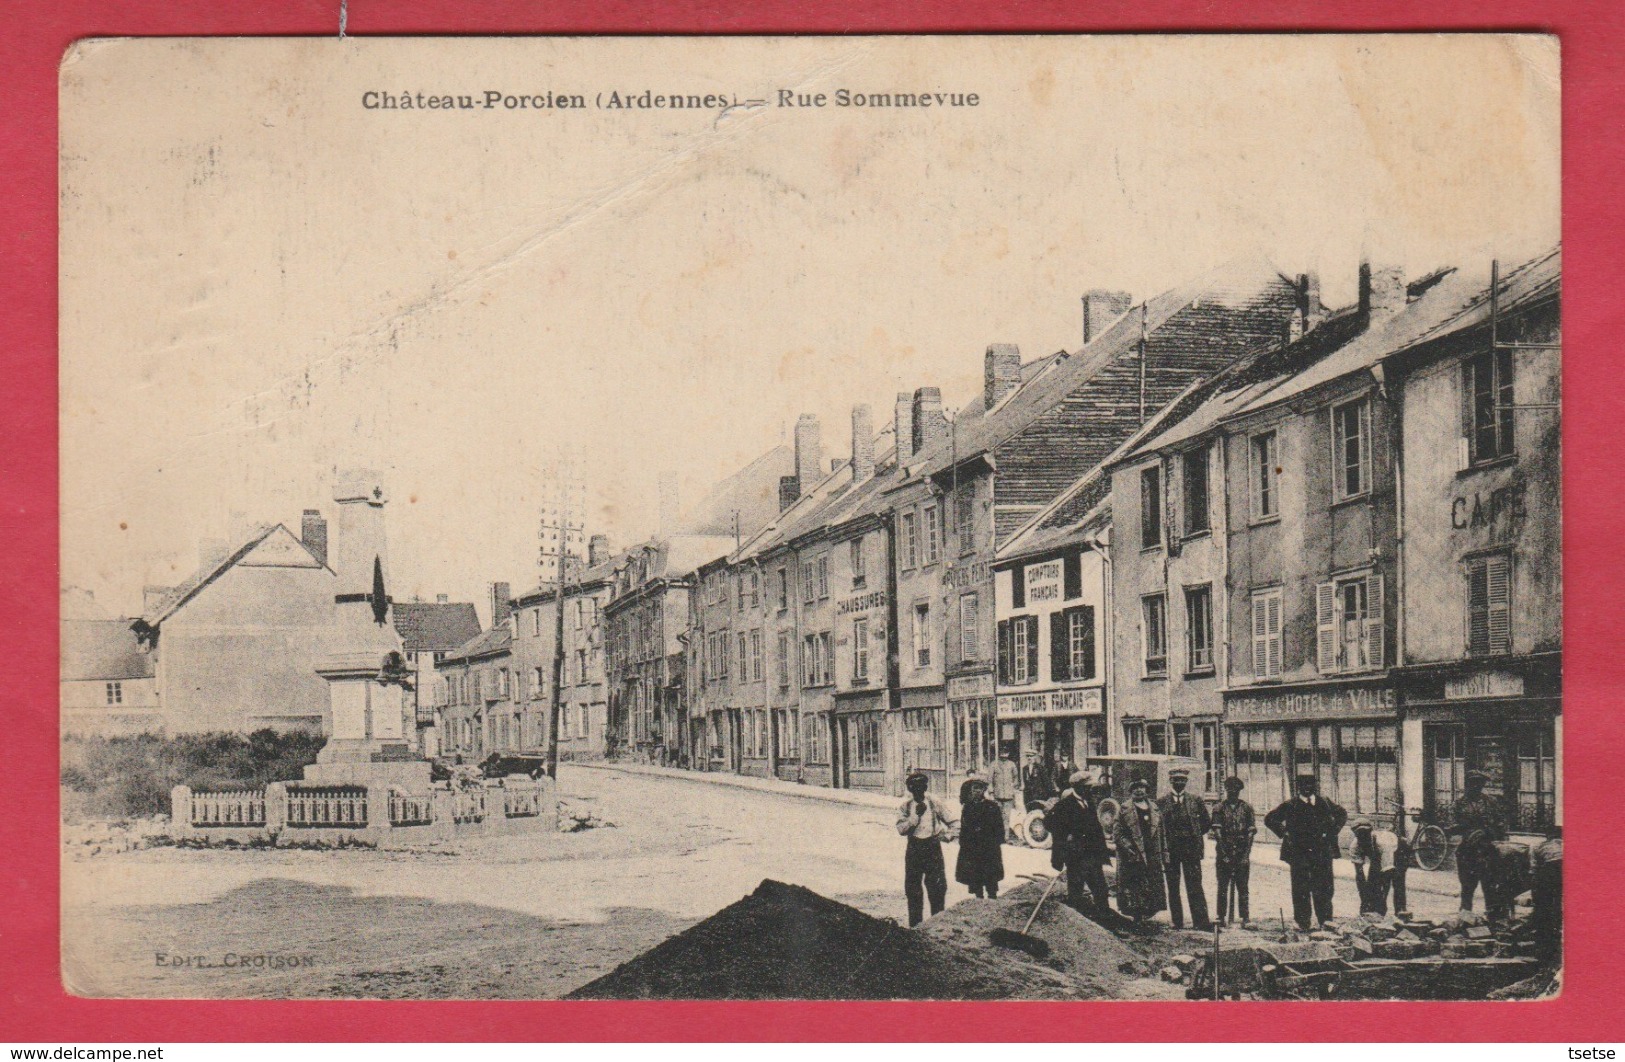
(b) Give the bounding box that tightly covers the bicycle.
[1385,798,1450,871]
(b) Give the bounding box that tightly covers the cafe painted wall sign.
[997,686,1103,720]
[1227,684,1397,723]
[1451,479,1527,533]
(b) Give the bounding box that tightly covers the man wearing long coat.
[1113,778,1168,921]
[1263,773,1348,930]
[1158,767,1213,930]
[1047,769,1112,918]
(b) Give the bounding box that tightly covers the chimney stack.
[794,413,824,492]
[984,344,1022,409]
[894,393,915,464]
[490,581,512,628]
[301,509,329,566]
[850,404,875,482]
[778,475,801,512]
[1359,261,1406,323]
[589,533,612,566]
[1082,289,1134,346]
[435,593,449,604]
[912,387,947,454]
[658,474,680,537]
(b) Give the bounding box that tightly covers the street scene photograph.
[57,34,1561,1001]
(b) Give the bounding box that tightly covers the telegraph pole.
[539,455,585,781]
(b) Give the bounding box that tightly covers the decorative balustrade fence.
[388,791,434,827]
[452,787,486,824]
[286,784,369,828]
[190,787,268,828]
[503,785,542,818]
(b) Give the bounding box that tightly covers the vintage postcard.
[59,34,1561,1001]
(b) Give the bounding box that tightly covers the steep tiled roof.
[1223,248,1559,422]
[442,623,513,664]
[136,523,285,628]
[392,601,482,652]
[62,619,154,681]
[905,258,1294,480]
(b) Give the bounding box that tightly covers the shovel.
[990,871,1063,959]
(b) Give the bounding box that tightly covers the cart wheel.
[1024,808,1052,848]
[1413,824,1449,871]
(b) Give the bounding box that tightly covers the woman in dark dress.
[955,776,1006,899]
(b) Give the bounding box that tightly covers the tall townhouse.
[691,554,742,772]
[391,595,480,756]
[434,585,519,761]
[1104,287,1361,797]
[1201,261,1551,822]
[604,536,731,762]
[1388,249,1560,836]
[509,535,619,764]
[991,495,1112,787]
[894,265,1303,798]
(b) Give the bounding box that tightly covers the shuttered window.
[1063,552,1083,599]
[960,591,981,661]
[1316,573,1385,673]
[1050,605,1096,683]
[1467,553,1513,656]
[1139,465,1163,549]
[853,618,871,681]
[1251,589,1283,679]
[1010,565,1026,608]
[1141,593,1168,676]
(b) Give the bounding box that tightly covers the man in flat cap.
[1158,766,1213,930]
[896,771,958,926]
[1348,816,1403,916]
[1212,776,1256,926]
[1047,768,1112,918]
[1263,773,1348,930]
[1449,769,1509,913]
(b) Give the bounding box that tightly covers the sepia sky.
[59,35,1560,621]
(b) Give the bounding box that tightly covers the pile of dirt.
[567,879,1095,1000]
[918,879,1149,990]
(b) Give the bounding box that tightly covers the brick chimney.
[490,581,512,628]
[850,404,875,482]
[912,387,947,454]
[1082,289,1133,345]
[301,509,329,566]
[435,593,449,604]
[984,344,1022,409]
[778,475,801,511]
[1359,261,1406,322]
[794,413,823,491]
[894,393,915,463]
[588,533,612,566]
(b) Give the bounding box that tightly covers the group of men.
[897,760,1549,936]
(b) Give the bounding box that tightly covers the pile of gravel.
[567,879,1091,1000]
[918,879,1149,989]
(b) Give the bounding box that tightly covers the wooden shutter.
[1487,555,1512,654]
[1251,596,1268,678]
[1051,611,1070,683]
[1011,566,1026,609]
[997,619,1012,684]
[1316,582,1338,674]
[1024,616,1040,683]
[1265,594,1283,678]
[1364,573,1385,670]
[1063,552,1082,599]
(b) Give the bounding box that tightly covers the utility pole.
[539,455,585,780]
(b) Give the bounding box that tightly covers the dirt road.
[60,764,1463,999]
